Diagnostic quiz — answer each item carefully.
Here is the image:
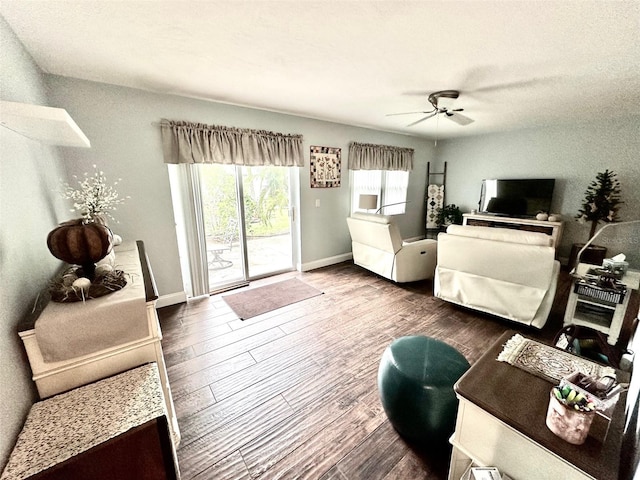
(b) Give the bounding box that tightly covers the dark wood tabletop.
[454,331,627,480]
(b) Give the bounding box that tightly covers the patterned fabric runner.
[497,334,615,383]
[1,363,166,480]
[425,184,444,229]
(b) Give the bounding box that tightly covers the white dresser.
[448,332,626,480]
[18,241,180,445]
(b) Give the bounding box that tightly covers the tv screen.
[479,178,555,218]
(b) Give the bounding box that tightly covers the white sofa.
[434,225,560,328]
[346,212,437,283]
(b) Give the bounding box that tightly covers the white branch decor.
[61,165,128,223]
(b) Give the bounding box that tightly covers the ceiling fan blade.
[386,110,433,117]
[406,112,437,127]
[446,112,474,126]
[467,77,557,95]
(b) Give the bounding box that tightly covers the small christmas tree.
[576,170,622,240]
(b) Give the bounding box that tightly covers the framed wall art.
[310,146,341,188]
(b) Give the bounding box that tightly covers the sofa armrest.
[394,240,437,282]
[400,238,437,251]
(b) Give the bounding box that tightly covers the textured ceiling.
[2,1,639,139]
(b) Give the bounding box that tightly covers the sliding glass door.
[200,164,294,293]
[201,164,245,289]
[240,166,293,279]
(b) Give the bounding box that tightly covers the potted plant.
[436,204,463,229]
[571,170,623,266]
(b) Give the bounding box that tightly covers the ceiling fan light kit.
[428,90,459,109]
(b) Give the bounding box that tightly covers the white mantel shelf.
[0,100,91,147]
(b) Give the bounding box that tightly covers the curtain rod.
[151,120,302,137]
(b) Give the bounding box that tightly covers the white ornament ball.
[72,277,92,291]
[95,264,114,276]
[112,234,123,246]
[548,214,561,222]
[536,212,549,221]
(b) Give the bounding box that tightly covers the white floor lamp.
[572,220,640,277]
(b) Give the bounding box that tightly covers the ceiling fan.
[387,90,474,127]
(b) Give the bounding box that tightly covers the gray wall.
[437,118,640,265]
[0,17,70,468]
[46,75,435,296]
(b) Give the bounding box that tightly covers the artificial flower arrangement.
[47,165,129,301]
[61,165,129,224]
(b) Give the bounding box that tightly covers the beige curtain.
[348,142,413,171]
[160,120,304,167]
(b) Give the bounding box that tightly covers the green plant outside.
[200,165,290,241]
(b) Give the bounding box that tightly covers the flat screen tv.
[478,178,555,218]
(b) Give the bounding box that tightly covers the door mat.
[222,278,323,320]
[497,334,615,383]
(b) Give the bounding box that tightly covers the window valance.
[160,120,304,167]
[348,142,414,171]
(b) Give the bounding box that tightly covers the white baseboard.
[300,253,353,272]
[156,291,187,308]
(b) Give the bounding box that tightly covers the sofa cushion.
[347,214,403,253]
[446,225,552,247]
[437,231,555,289]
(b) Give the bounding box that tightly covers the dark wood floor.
[158,262,574,480]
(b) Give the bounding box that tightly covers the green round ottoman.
[378,335,470,443]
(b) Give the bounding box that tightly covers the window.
[351,170,409,215]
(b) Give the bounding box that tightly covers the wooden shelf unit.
[0,100,91,147]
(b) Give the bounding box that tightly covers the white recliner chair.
[346,212,437,283]
[434,225,561,328]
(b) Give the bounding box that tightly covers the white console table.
[18,241,180,446]
[448,332,626,480]
[463,213,564,249]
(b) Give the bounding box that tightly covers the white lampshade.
[358,194,378,210]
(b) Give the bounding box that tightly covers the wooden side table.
[563,263,640,346]
[0,363,179,480]
[448,332,627,480]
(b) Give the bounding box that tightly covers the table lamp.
[358,194,378,212]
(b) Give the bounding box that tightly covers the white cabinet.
[564,263,640,345]
[448,332,624,480]
[18,241,180,445]
[449,399,595,480]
